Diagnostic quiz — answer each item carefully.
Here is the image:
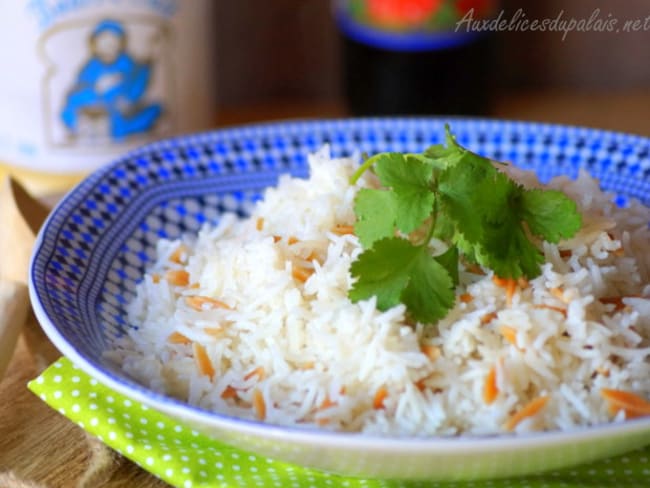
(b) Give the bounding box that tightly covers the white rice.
[108,147,650,436]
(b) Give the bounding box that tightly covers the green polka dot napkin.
[28,358,650,488]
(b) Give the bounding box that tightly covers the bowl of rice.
[29,118,650,480]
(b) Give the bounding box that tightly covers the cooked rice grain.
[108,147,650,436]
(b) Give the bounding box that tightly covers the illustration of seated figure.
[61,19,162,140]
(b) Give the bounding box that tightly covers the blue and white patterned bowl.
[29,118,650,480]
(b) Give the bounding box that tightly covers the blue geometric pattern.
[30,118,650,418]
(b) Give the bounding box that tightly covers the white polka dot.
[53,391,62,399]
[89,403,98,411]
[181,455,189,461]
[165,468,173,477]
[231,453,240,459]
[199,471,207,477]
[198,458,206,465]
[108,418,116,424]
[71,390,80,397]
[122,413,131,419]
[191,430,199,436]
[143,443,151,449]
[39,394,47,401]
[90,418,99,427]
[108,432,117,440]
[126,445,134,454]
[162,454,172,461]
[182,467,190,474]
[54,362,62,368]
[146,457,154,466]
[190,442,199,449]
[123,399,132,407]
[71,404,81,413]
[78,421,85,428]
[140,418,148,425]
[36,376,44,384]
[71,376,80,383]
[89,392,97,398]
[215,462,223,469]
[157,421,165,429]
[183,481,192,488]
[157,434,165,441]
[141,404,149,411]
[89,379,98,386]
[106,395,114,403]
[232,465,240,471]
[174,425,183,432]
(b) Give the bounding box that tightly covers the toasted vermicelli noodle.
[107,147,650,436]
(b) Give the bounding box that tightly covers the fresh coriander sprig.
[347,125,582,325]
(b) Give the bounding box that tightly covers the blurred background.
[213,0,650,134]
[3,0,650,197]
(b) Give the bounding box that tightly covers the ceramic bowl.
[29,118,650,480]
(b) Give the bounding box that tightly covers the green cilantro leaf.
[433,246,459,287]
[349,237,455,323]
[401,251,455,323]
[479,214,544,278]
[353,189,397,248]
[347,124,583,326]
[522,189,583,243]
[349,237,421,311]
[459,172,543,278]
[422,144,462,166]
[373,153,435,234]
[437,153,496,243]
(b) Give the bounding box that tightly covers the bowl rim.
[28,116,650,452]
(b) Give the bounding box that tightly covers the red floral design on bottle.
[456,0,492,16]
[367,0,443,28]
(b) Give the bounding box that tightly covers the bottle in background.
[334,0,497,116]
[0,1,216,197]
